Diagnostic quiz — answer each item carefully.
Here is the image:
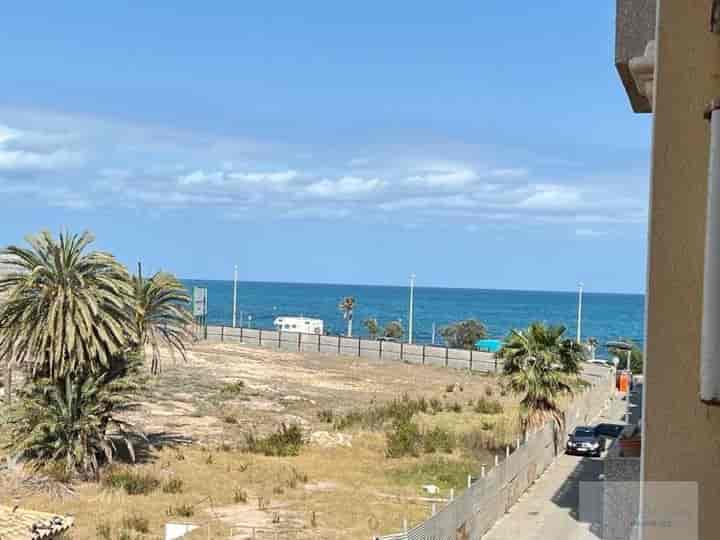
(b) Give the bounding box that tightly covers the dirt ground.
[0,342,517,540]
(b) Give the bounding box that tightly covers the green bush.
[448,402,463,413]
[385,417,422,458]
[422,426,457,454]
[167,503,194,518]
[389,457,476,491]
[162,477,184,494]
[246,423,305,457]
[219,381,245,396]
[429,398,443,415]
[102,468,161,495]
[333,394,430,431]
[317,409,334,423]
[474,397,503,415]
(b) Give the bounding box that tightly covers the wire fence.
[197,325,500,374]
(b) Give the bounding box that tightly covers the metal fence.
[375,364,615,540]
[198,325,500,373]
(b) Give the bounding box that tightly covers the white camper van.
[273,316,324,335]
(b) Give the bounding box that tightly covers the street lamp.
[408,273,416,344]
[232,265,238,328]
[576,282,584,343]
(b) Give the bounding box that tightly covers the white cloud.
[514,184,582,210]
[177,170,225,186]
[228,169,298,184]
[282,207,351,220]
[489,168,529,178]
[304,176,383,198]
[0,149,84,171]
[575,228,608,237]
[378,195,476,212]
[406,166,478,188]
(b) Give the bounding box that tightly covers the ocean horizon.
[182,279,645,354]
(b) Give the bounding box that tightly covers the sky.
[0,2,652,294]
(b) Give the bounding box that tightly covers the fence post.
[495,455,499,466]
[358,337,361,357]
[259,329,263,346]
[318,333,321,352]
[506,445,510,459]
[422,345,426,365]
[379,339,383,359]
[278,330,282,349]
[481,465,486,478]
[445,347,449,368]
[495,356,498,373]
[468,474,472,488]
[221,326,224,341]
[298,332,302,352]
[240,326,244,342]
[338,336,341,354]
[400,342,404,362]
[469,349,473,371]
[450,488,454,501]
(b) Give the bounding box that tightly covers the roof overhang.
[615,0,657,113]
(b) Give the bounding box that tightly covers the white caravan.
[273,316,324,335]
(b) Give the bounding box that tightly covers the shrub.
[317,409,334,423]
[167,504,194,518]
[162,477,184,494]
[448,402,463,413]
[474,397,504,415]
[385,417,422,458]
[273,485,285,495]
[481,419,495,431]
[333,394,429,431]
[219,381,245,396]
[223,414,239,424]
[429,398,443,415]
[246,423,305,457]
[389,457,476,490]
[422,426,456,454]
[445,384,455,393]
[103,468,161,495]
[233,487,248,503]
[484,386,494,397]
[121,514,149,534]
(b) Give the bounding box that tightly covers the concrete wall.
[615,0,656,112]
[643,1,720,538]
[201,325,499,373]
[376,365,615,540]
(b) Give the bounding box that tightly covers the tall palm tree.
[338,296,356,337]
[505,355,575,433]
[499,322,585,375]
[133,266,193,375]
[0,231,136,380]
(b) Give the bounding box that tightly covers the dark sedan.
[566,426,602,457]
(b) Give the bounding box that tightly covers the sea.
[182,280,645,355]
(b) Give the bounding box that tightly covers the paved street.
[482,387,637,540]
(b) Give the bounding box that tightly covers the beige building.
[616,1,720,538]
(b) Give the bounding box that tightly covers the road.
[482,387,637,540]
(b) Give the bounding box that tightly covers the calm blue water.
[182,280,645,353]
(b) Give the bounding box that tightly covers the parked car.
[566,426,602,457]
[595,423,624,439]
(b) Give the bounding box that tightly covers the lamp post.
[232,265,238,328]
[576,282,584,343]
[408,273,416,344]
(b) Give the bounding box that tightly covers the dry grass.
[0,342,519,540]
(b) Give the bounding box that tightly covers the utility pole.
[576,282,584,343]
[408,273,416,344]
[232,265,238,328]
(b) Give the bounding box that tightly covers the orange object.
[618,371,630,393]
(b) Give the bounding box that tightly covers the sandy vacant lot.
[0,342,516,540]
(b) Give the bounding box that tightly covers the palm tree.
[3,355,144,479]
[505,354,576,433]
[0,231,136,380]
[499,322,585,375]
[338,296,356,337]
[363,318,379,339]
[133,266,193,375]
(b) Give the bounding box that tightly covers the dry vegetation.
[0,342,521,540]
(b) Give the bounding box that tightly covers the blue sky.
[0,2,651,293]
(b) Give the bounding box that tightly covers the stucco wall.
[644,1,720,538]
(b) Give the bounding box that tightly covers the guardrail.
[197,325,501,374]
